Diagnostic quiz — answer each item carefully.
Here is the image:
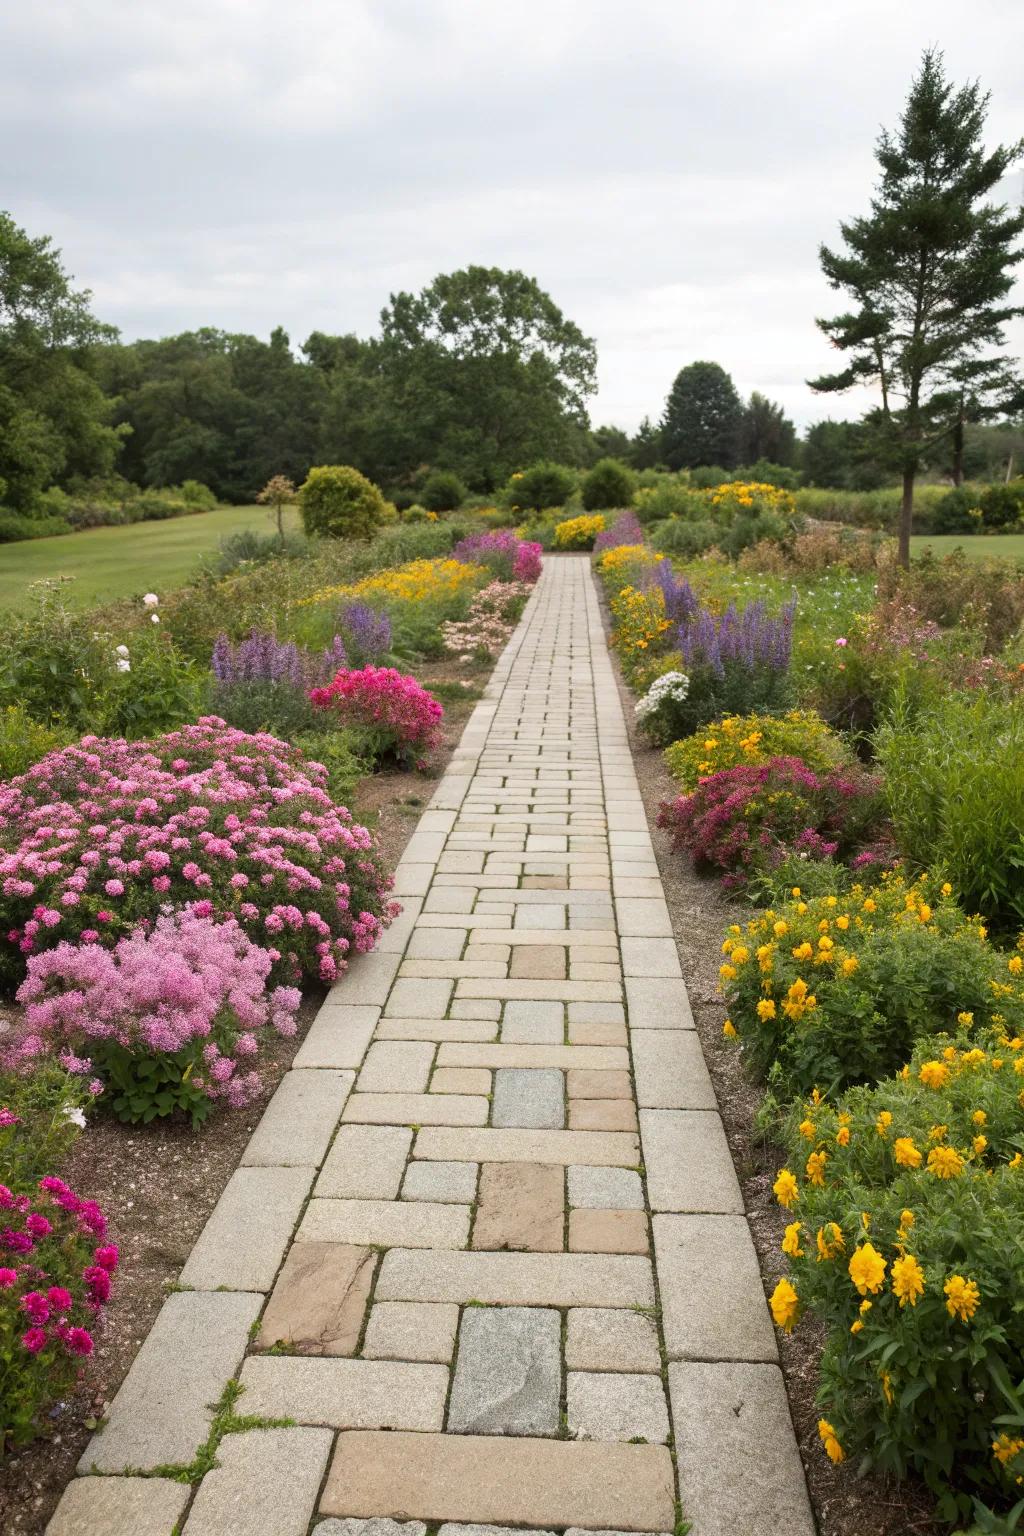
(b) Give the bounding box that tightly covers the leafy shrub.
[94,626,204,740]
[877,551,1024,652]
[0,512,72,543]
[300,557,482,615]
[9,909,300,1125]
[658,756,883,892]
[689,465,732,490]
[310,666,444,767]
[0,1163,116,1450]
[0,720,394,991]
[0,708,75,780]
[0,1064,92,1189]
[633,480,706,525]
[209,630,348,737]
[506,461,575,513]
[877,694,1024,930]
[594,543,664,591]
[420,470,466,512]
[452,531,542,583]
[609,584,672,683]
[649,516,722,558]
[977,481,1024,529]
[932,487,982,534]
[204,528,308,577]
[664,710,852,790]
[300,465,390,540]
[739,526,885,576]
[179,479,217,510]
[337,602,392,666]
[770,1027,1024,1521]
[719,873,1017,1094]
[1,585,114,729]
[581,457,635,511]
[553,514,606,550]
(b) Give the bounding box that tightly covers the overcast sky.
[3,0,1022,431]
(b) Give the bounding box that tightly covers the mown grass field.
[909,532,1024,561]
[0,505,300,613]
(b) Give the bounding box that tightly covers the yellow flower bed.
[595,543,664,583]
[608,584,671,676]
[708,480,797,517]
[553,513,606,550]
[299,557,484,609]
[664,708,849,789]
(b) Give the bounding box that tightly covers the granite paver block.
[640,1109,743,1213]
[416,1126,638,1167]
[567,1372,670,1443]
[237,1355,448,1429]
[334,951,402,1006]
[362,1302,459,1363]
[179,1165,311,1291]
[654,1214,778,1362]
[47,1477,189,1535]
[619,938,682,979]
[258,1242,376,1355]
[668,1362,814,1535]
[357,1041,435,1094]
[316,1124,412,1199]
[472,1161,564,1252]
[502,1000,565,1043]
[298,1198,471,1250]
[375,1249,654,1307]
[385,978,454,1016]
[624,977,694,1029]
[567,1165,644,1209]
[402,1160,479,1204]
[566,1069,631,1099]
[293,1005,380,1069]
[565,1308,661,1372]
[568,1208,648,1253]
[343,1092,488,1126]
[438,1042,629,1070]
[447,1306,560,1435]
[78,1291,261,1472]
[321,1432,676,1530]
[431,1067,492,1094]
[569,1099,637,1132]
[631,1031,714,1110]
[492,1068,565,1129]
[241,1069,353,1167]
[316,1522,426,1536]
[183,1426,332,1536]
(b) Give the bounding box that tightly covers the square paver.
[448,1306,561,1435]
[492,1068,565,1129]
[362,1302,459,1363]
[565,1308,661,1373]
[567,1372,670,1443]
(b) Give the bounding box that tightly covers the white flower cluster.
[634,669,690,722]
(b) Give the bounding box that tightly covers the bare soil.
[0,654,491,1534]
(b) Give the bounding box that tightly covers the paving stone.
[316,1124,413,1199]
[377,1017,497,1041]
[316,1521,425,1536]
[567,1068,631,1099]
[237,1355,449,1429]
[375,1249,654,1307]
[241,1069,353,1167]
[294,1005,381,1068]
[298,1198,471,1250]
[567,1372,670,1443]
[509,944,566,979]
[459,979,621,1001]
[567,1002,625,1024]
[357,1040,435,1093]
[654,1214,778,1362]
[624,977,694,1029]
[472,1161,564,1252]
[668,1362,815,1535]
[439,1042,628,1070]
[179,1165,311,1290]
[619,938,682,979]
[431,1066,492,1094]
[79,1291,261,1472]
[258,1242,376,1355]
[569,1100,637,1132]
[402,1159,479,1204]
[567,1165,644,1209]
[439,1527,555,1536]
[343,1092,488,1126]
[183,1426,333,1536]
[385,977,454,1016]
[568,1020,628,1046]
[451,998,503,1020]
[614,898,672,937]
[569,1208,648,1254]
[639,1109,743,1213]
[565,1308,661,1373]
[362,1301,459,1362]
[416,1126,638,1167]
[502,1000,565,1043]
[448,1306,560,1435]
[631,1030,715,1109]
[334,951,403,1006]
[47,1476,190,1535]
[492,1067,564,1129]
[321,1432,676,1530]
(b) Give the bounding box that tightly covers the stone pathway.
[48,557,814,1536]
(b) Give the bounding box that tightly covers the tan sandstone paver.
[57,556,810,1536]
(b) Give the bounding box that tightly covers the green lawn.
[0,505,299,612]
[910,532,1024,561]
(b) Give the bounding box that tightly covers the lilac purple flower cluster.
[452,531,542,584]
[594,511,644,554]
[337,601,392,665]
[676,596,795,677]
[211,630,347,689]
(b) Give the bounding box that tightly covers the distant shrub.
[581,458,635,511]
[553,514,606,551]
[420,470,467,513]
[977,481,1024,529]
[507,461,575,513]
[179,479,217,510]
[0,707,75,780]
[650,517,722,558]
[300,465,390,540]
[634,480,706,524]
[931,487,980,534]
[689,465,732,490]
[0,512,72,543]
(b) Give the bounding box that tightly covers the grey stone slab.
[385,977,454,1016]
[448,1306,560,1436]
[624,977,694,1029]
[402,1159,479,1203]
[567,1165,644,1210]
[502,1000,565,1043]
[668,1362,814,1535]
[362,1301,459,1363]
[237,1355,448,1429]
[631,1032,715,1110]
[565,1309,661,1373]
[179,1165,311,1290]
[241,1069,353,1167]
[183,1426,333,1536]
[47,1477,189,1536]
[316,1523,427,1536]
[333,951,402,1006]
[294,1004,380,1069]
[654,1214,777,1363]
[376,1249,654,1308]
[567,1371,670,1443]
[640,1109,743,1213]
[79,1291,261,1472]
[492,1068,565,1129]
[440,1527,555,1536]
[298,1198,471,1250]
[316,1124,413,1199]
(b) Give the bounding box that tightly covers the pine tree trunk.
[898,466,915,568]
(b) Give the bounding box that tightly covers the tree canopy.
[661,361,743,470]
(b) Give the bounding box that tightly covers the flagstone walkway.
[48,556,813,1536]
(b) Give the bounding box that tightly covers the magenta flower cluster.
[594,511,644,553]
[10,907,301,1109]
[0,719,396,989]
[452,531,542,584]
[310,667,444,767]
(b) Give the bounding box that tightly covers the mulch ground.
[0,658,489,1535]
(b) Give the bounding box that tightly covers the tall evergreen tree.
[810,49,1024,564]
[738,391,797,466]
[660,361,742,469]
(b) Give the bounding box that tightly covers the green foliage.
[661,362,743,470]
[737,393,797,467]
[664,709,851,790]
[0,511,72,542]
[933,486,982,533]
[292,729,366,807]
[97,1037,216,1128]
[877,693,1024,930]
[0,706,74,778]
[300,464,389,540]
[978,482,1024,529]
[507,460,576,512]
[94,629,203,738]
[419,469,466,512]
[650,516,722,558]
[0,583,110,727]
[179,478,216,509]
[580,457,635,511]
[0,1063,90,1188]
[633,477,705,525]
[204,527,309,578]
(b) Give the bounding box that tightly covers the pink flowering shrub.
[0,1163,116,1450]
[0,719,396,991]
[656,755,885,891]
[309,667,443,768]
[452,531,542,584]
[7,908,301,1124]
[441,581,533,660]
